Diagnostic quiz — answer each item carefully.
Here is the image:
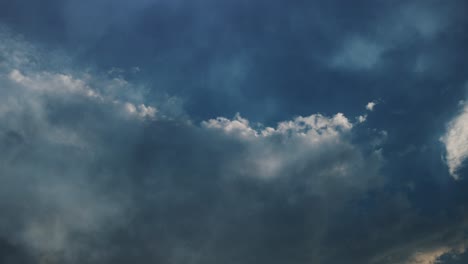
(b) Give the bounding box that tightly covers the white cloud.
[358,115,367,123]
[6,68,158,121]
[203,112,381,189]
[0,28,159,124]
[9,69,102,99]
[441,103,468,179]
[203,112,353,140]
[366,101,377,111]
[124,102,157,120]
[0,30,144,260]
[202,113,258,138]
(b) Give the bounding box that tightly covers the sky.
[0,0,468,263]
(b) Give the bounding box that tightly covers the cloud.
[1,2,468,263]
[202,113,258,138]
[9,69,102,99]
[366,101,377,111]
[0,29,161,262]
[328,1,463,74]
[375,226,468,264]
[124,102,157,120]
[357,115,367,123]
[1,27,466,264]
[203,112,353,139]
[405,244,466,264]
[0,27,389,263]
[441,102,468,179]
[202,113,382,205]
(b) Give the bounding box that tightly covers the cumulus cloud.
[203,112,382,202]
[441,102,468,179]
[357,115,367,123]
[203,112,353,139]
[202,113,258,138]
[124,102,157,119]
[7,68,158,121]
[366,101,377,111]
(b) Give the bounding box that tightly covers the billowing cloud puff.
[124,102,157,119]
[441,102,468,179]
[203,112,352,138]
[6,68,157,121]
[366,101,377,111]
[202,113,377,189]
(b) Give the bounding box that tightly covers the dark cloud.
[1,0,466,121]
[1,1,468,263]
[2,0,466,120]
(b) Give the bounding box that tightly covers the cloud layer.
[1,1,468,263]
[0,28,384,263]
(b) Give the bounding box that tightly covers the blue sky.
[1,1,468,263]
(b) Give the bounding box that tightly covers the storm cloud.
[1,1,468,264]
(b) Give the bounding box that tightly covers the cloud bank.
[0,28,384,263]
[1,0,468,263]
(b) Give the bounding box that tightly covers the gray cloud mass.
[1,1,468,264]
